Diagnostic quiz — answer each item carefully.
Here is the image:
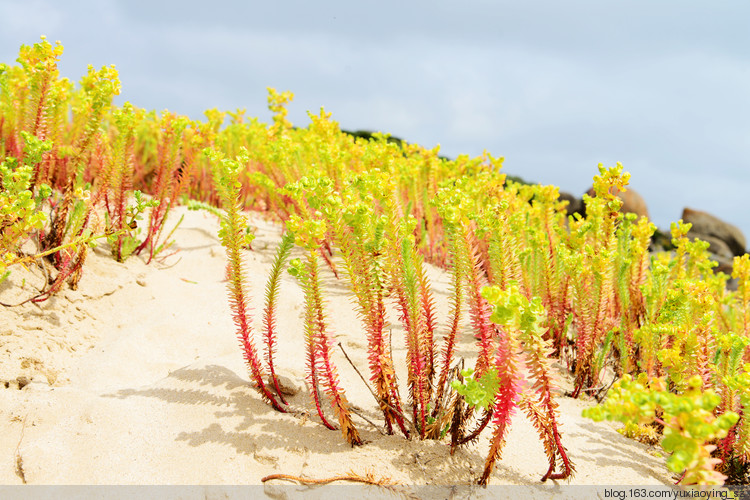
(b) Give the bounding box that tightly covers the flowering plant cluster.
[2,38,749,485]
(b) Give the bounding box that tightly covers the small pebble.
[16,376,30,389]
[268,375,300,397]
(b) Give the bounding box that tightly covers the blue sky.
[2,0,749,241]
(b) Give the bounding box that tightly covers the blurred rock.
[682,208,747,257]
[688,234,734,260]
[650,227,673,253]
[585,186,650,219]
[559,191,584,217]
[710,252,735,275]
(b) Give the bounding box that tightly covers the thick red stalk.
[466,240,496,377]
[434,285,463,412]
[306,250,362,444]
[521,350,574,481]
[382,196,431,436]
[305,344,334,430]
[30,77,49,139]
[261,233,294,405]
[364,282,408,437]
[226,243,286,412]
[327,212,408,436]
[541,207,570,353]
[417,261,437,387]
[434,223,467,412]
[205,147,288,413]
[479,329,522,486]
[391,261,430,436]
[30,244,85,303]
[370,304,409,435]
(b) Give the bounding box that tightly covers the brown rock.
[688,234,734,260]
[682,208,746,256]
[711,253,735,275]
[267,375,300,397]
[584,186,650,219]
[559,191,583,216]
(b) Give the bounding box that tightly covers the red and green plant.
[5,36,750,486]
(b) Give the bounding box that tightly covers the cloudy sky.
[2,0,749,241]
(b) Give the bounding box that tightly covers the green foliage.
[451,368,500,410]
[0,132,53,281]
[584,373,739,485]
[1,134,51,231]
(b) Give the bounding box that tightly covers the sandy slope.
[0,206,673,489]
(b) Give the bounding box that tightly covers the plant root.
[261,471,402,487]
